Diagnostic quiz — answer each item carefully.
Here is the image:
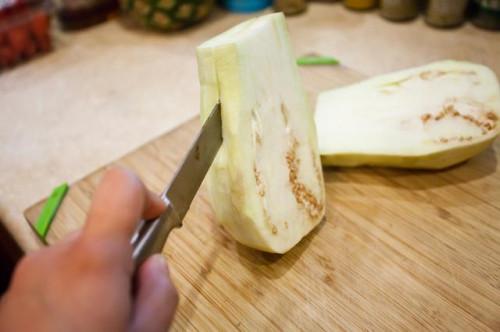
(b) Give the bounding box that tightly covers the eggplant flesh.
[197,13,326,253]
[315,60,500,169]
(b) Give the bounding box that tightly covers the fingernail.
[152,254,169,275]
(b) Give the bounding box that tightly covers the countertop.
[1,3,499,252]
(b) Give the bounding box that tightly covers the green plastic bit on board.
[297,55,340,66]
[35,183,69,239]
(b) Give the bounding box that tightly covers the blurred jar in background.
[343,0,378,10]
[54,0,118,30]
[120,0,214,31]
[274,0,307,15]
[471,0,500,30]
[380,0,419,21]
[219,0,271,12]
[425,0,469,27]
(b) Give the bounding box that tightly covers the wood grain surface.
[25,66,500,330]
[3,3,500,253]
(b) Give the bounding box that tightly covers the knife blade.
[165,103,222,221]
[131,103,222,267]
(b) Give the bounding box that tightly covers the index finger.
[83,166,166,243]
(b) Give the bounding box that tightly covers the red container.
[0,0,52,69]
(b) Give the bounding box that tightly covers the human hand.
[0,167,178,332]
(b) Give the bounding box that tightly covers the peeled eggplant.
[315,60,500,169]
[197,13,325,253]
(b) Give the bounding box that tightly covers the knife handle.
[131,198,181,269]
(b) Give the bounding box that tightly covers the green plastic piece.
[35,183,69,239]
[297,55,340,66]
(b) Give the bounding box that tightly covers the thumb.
[130,255,178,332]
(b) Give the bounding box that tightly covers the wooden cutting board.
[24,66,500,331]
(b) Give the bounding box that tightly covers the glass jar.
[274,0,307,15]
[425,0,469,27]
[220,0,271,12]
[120,0,214,31]
[54,0,118,30]
[380,0,419,21]
[343,0,378,10]
[471,0,500,30]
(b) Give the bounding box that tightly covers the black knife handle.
[131,198,181,269]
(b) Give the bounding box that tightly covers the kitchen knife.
[131,103,222,268]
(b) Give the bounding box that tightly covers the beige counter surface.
[1,3,499,251]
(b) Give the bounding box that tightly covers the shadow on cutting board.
[235,217,326,279]
[323,146,498,191]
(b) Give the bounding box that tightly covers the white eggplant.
[197,13,325,253]
[315,60,500,169]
